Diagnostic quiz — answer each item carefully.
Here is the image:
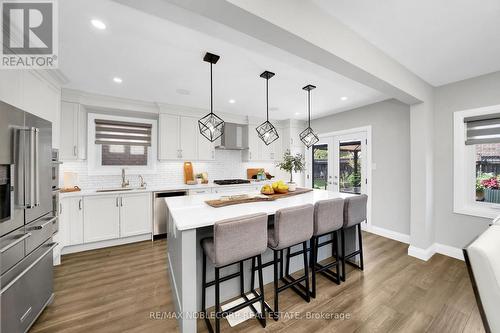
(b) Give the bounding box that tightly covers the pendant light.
[198,52,225,142]
[300,84,319,149]
[256,71,279,145]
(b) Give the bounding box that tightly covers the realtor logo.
[1,0,58,68]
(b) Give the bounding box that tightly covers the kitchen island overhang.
[165,189,359,333]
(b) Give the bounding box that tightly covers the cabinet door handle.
[59,202,62,214]
[212,151,215,159]
[249,152,252,160]
[78,199,82,210]
[73,146,77,156]
[116,197,119,207]
[120,197,123,207]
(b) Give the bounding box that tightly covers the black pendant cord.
[266,77,269,121]
[307,89,311,127]
[210,63,213,115]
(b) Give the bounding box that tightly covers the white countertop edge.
[58,181,272,198]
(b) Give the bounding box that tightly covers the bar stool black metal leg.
[334,231,340,282]
[215,267,221,333]
[310,236,317,298]
[240,261,245,296]
[302,241,310,302]
[257,255,266,326]
[273,250,279,321]
[250,256,256,291]
[341,228,346,282]
[358,224,364,270]
[280,249,284,279]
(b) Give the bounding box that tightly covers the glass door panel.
[312,144,328,189]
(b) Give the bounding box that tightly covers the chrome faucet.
[139,175,146,188]
[121,168,129,188]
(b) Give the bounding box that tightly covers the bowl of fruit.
[272,180,289,194]
[260,184,275,195]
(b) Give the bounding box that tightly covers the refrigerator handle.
[24,127,37,209]
[34,128,40,206]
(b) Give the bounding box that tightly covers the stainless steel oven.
[51,149,61,191]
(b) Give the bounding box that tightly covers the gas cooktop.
[213,179,251,185]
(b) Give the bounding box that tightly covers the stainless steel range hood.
[215,123,248,150]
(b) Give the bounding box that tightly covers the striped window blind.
[95,119,152,147]
[464,113,500,145]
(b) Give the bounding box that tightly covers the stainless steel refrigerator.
[0,100,58,333]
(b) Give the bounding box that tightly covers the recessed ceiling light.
[91,19,106,30]
[340,96,348,101]
[228,99,236,104]
[176,88,190,95]
[295,112,301,115]
[113,77,123,84]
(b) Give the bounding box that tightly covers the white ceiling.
[313,0,500,87]
[59,0,387,120]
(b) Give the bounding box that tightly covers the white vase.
[287,182,297,192]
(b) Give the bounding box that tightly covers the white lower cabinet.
[59,196,84,246]
[120,193,152,237]
[84,195,120,243]
[82,193,152,243]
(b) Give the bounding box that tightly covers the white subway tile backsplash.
[60,150,282,190]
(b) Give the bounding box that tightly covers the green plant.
[276,150,306,182]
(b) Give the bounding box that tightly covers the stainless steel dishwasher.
[154,190,187,238]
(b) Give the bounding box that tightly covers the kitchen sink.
[95,187,147,193]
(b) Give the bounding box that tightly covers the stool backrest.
[214,213,268,267]
[314,198,344,236]
[343,194,368,228]
[273,204,313,249]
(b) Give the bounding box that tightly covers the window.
[339,141,362,194]
[454,105,500,218]
[312,144,328,189]
[87,113,157,175]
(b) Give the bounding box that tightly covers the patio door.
[332,132,367,195]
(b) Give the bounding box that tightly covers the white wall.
[433,71,500,248]
[0,70,61,147]
[311,99,411,235]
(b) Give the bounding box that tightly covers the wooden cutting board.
[205,188,313,208]
[205,195,276,208]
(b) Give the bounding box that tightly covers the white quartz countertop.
[166,189,355,231]
[59,181,271,198]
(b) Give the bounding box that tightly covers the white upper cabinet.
[158,114,215,161]
[159,114,180,160]
[60,101,87,161]
[179,116,198,160]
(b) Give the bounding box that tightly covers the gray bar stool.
[201,213,268,333]
[309,198,345,298]
[340,194,368,281]
[251,204,314,321]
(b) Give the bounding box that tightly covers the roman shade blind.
[95,119,152,146]
[464,113,500,145]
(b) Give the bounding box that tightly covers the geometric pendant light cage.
[198,52,225,142]
[299,84,319,149]
[256,70,279,145]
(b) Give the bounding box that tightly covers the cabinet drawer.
[0,227,27,275]
[1,241,55,333]
[25,215,58,255]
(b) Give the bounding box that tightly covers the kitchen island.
[165,189,358,333]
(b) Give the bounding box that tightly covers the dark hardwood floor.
[30,232,484,333]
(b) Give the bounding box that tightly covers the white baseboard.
[408,244,436,261]
[363,224,410,244]
[61,234,152,255]
[435,243,464,261]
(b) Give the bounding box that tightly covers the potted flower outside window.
[480,174,500,203]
